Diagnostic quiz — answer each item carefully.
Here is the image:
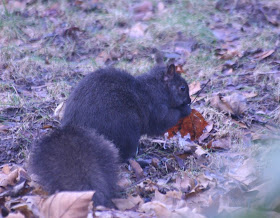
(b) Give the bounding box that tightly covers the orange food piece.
[167,109,208,141]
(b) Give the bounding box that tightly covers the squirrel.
[61,63,192,161]
[28,62,191,207]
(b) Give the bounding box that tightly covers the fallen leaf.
[95,51,110,65]
[243,91,258,99]
[210,93,247,116]
[133,1,153,21]
[205,137,231,150]
[223,93,247,115]
[231,120,248,129]
[133,1,153,14]
[175,65,185,74]
[205,121,214,132]
[252,50,274,61]
[195,146,207,156]
[129,159,144,180]
[151,158,160,168]
[0,168,19,187]
[140,189,205,217]
[40,191,94,217]
[0,124,11,133]
[11,202,36,218]
[112,195,143,211]
[216,48,241,60]
[62,27,82,39]
[228,159,256,186]
[53,101,65,120]
[42,125,53,129]
[6,212,25,218]
[189,81,201,96]
[74,0,101,12]
[174,173,196,193]
[129,23,148,38]
[2,164,11,174]
[140,201,172,217]
[251,133,280,141]
[210,95,234,114]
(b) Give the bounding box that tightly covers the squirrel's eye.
[180,86,186,91]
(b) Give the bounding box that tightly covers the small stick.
[191,79,210,104]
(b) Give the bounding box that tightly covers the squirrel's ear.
[164,64,176,81]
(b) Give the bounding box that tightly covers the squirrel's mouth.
[181,101,191,107]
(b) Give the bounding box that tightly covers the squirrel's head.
[163,64,192,116]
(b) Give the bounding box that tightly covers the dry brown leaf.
[133,1,153,14]
[0,124,11,133]
[62,27,82,39]
[40,191,94,218]
[152,189,186,210]
[140,189,205,218]
[2,164,11,174]
[140,201,205,218]
[117,177,132,189]
[243,91,258,99]
[0,168,19,187]
[210,95,234,114]
[228,159,256,186]
[140,201,173,218]
[175,65,185,74]
[205,137,231,150]
[95,51,110,65]
[132,1,153,21]
[218,49,241,60]
[112,195,143,211]
[195,146,207,156]
[194,176,209,193]
[205,121,213,132]
[167,109,208,141]
[151,157,160,168]
[189,81,201,96]
[129,23,148,38]
[253,50,275,61]
[252,133,280,141]
[42,125,53,129]
[223,93,247,115]
[231,120,248,129]
[174,173,196,193]
[211,93,247,116]
[53,101,65,120]
[129,159,144,180]
[6,212,25,218]
[11,203,36,218]
[74,0,100,11]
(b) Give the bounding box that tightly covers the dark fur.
[62,64,191,160]
[28,126,119,207]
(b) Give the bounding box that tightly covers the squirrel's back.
[28,126,119,207]
[61,68,148,129]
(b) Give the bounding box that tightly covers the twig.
[191,79,210,104]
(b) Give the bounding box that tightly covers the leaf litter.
[1,0,280,217]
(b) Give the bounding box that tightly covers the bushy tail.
[28,126,119,207]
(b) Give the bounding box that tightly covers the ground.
[0,0,280,217]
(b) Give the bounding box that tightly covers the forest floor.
[0,0,280,217]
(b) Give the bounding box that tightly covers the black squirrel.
[28,63,191,207]
[28,125,119,207]
[62,64,191,161]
